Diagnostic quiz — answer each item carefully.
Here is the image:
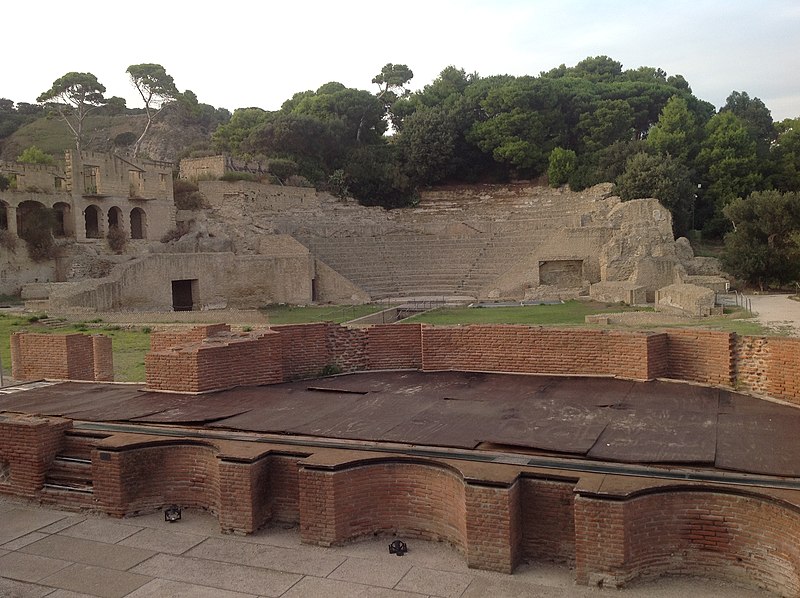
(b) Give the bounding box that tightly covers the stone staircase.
[41,430,109,507]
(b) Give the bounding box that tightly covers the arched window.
[84,205,102,239]
[108,206,123,231]
[16,200,49,240]
[130,207,147,239]
[52,202,72,237]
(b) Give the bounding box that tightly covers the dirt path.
[746,294,800,335]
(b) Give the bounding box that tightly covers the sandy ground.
[746,294,800,335]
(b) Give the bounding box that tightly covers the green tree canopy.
[722,190,800,289]
[17,146,54,165]
[127,63,180,157]
[646,95,700,162]
[37,72,107,151]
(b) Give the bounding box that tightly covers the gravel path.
[746,294,800,335]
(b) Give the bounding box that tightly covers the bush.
[173,179,207,210]
[220,171,257,182]
[113,132,137,147]
[160,222,190,243]
[266,158,298,182]
[107,226,128,253]
[285,174,313,188]
[326,169,350,199]
[20,207,57,262]
[17,146,54,165]
[0,230,17,252]
[547,147,577,187]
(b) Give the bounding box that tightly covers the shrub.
[20,207,57,262]
[173,179,207,210]
[107,226,128,253]
[113,132,137,147]
[17,146,54,165]
[0,230,17,252]
[326,169,350,199]
[547,147,577,187]
[0,174,10,191]
[266,158,298,182]
[285,174,313,188]
[160,222,190,243]
[220,171,257,182]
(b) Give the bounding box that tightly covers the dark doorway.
[84,205,101,238]
[172,279,196,311]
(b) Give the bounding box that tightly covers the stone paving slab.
[395,566,473,598]
[58,519,142,544]
[1,532,48,551]
[0,576,53,597]
[0,550,71,583]
[130,553,301,596]
[46,590,101,598]
[125,578,259,598]
[39,563,152,598]
[0,507,68,544]
[119,527,206,555]
[38,515,87,535]
[22,534,155,571]
[328,555,413,588]
[186,537,346,577]
[280,576,429,598]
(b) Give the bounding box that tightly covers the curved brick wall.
[625,490,800,594]
[94,441,220,517]
[576,488,800,595]
[300,459,467,551]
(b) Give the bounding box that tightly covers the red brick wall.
[421,326,657,380]
[663,330,734,386]
[575,489,800,594]
[93,442,221,517]
[273,323,331,380]
[299,460,467,551]
[270,455,302,523]
[366,324,422,370]
[0,415,71,497]
[465,482,520,573]
[145,331,282,392]
[519,478,576,565]
[327,325,367,373]
[11,333,113,382]
[763,337,800,406]
[150,324,231,351]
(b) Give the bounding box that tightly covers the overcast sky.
[6,0,799,120]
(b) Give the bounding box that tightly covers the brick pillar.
[92,449,127,517]
[574,495,628,587]
[92,335,114,381]
[218,458,272,534]
[0,415,71,496]
[298,466,337,546]
[465,482,520,573]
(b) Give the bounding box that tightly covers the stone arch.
[16,200,49,240]
[107,206,123,231]
[0,199,8,231]
[52,202,73,238]
[84,204,102,239]
[130,207,147,239]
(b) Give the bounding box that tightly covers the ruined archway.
[130,207,146,239]
[0,200,8,231]
[16,200,49,240]
[107,206,123,231]
[84,204,102,239]
[52,202,72,238]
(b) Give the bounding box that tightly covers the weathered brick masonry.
[10,332,113,382]
[5,322,800,593]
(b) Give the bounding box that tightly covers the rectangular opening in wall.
[172,279,197,311]
[539,260,584,287]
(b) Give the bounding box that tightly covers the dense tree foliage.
[37,72,107,151]
[723,191,800,289]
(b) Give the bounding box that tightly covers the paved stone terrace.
[0,497,774,598]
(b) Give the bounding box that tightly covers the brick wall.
[576,490,800,595]
[149,324,231,351]
[763,338,800,406]
[366,324,422,370]
[421,326,658,380]
[326,324,367,373]
[300,460,467,552]
[145,330,282,392]
[519,478,576,565]
[11,333,113,382]
[93,442,221,517]
[663,330,734,386]
[273,323,331,380]
[0,414,71,497]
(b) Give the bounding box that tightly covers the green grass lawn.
[0,314,151,382]
[260,304,383,324]
[405,301,646,326]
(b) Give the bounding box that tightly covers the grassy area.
[405,301,647,326]
[0,314,151,382]
[260,304,383,324]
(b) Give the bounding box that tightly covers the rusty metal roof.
[1,372,797,477]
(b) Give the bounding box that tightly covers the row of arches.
[0,200,147,240]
